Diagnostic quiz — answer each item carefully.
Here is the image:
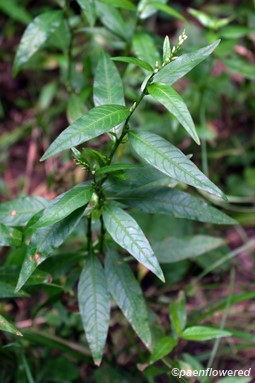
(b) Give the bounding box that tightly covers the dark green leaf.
[153,40,220,86]
[0,224,22,247]
[16,207,85,292]
[182,326,231,341]
[103,203,164,282]
[41,105,129,160]
[133,32,160,68]
[96,163,136,176]
[148,83,200,144]
[112,56,153,72]
[129,131,226,199]
[0,314,22,336]
[105,249,152,348]
[0,196,49,226]
[67,94,86,124]
[149,336,177,363]
[13,11,63,75]
[153,235,225,263]
[96,2,130,41]
[116,187,235,224]
[76,0,96,27]
[93,50,125,135]
[78,254,110,365]
[33,183,93,228]
[163,36,171,62]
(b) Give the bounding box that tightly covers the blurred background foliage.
[0,0,255,381]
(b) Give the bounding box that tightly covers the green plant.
[1,0,241,372]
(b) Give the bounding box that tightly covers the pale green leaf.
[138,0,166,19]
[182,326,231,341]
[149,336,177,363]
[112,56,153,72]
[133,32,160,68]
[0,224,22,247]
[13,11,63,75]
[115,187,235,224]
[105,249,152,348]
[94,51,125,107]
[0,0,31,24]
[15,207,85,292]
[0,314,22,336]
[149,2,185,21]
[0,282,28,298]
[103,203,165,282]
[33,183,93,228]
[97,0,136,11]
[148,83,200,144]
[78,254,110,365]
[153,40,220,86]
[153,235,225,263]
[76,0,96,27]
[0,196,50,226]
[128,131,226,199]
[41,105,129,160]
[96,163,136,175]
[67,94,86,124]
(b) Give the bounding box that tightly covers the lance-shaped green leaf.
[76,0,96,27]
[33,183,93,228]
[103,203,165,282]
[163,36,171,62]
[0,224,22,247]
[78,254,110,365]
[13,10,63,75]
[0,0,32,24]
[169,291,187,336]
[116,187,235,224]
[15,207,85,292]
[133,32,160,68]
[41,105,129,160]
[182,326,231,341]
[0,196,50,226]
[128,131,226,199]
[153,235,225,263]
[112,56,153,72]
[94,51,125,106]
[96,2,130,41]
[98,0,136,11]
[148,83,200,144]
[0,282,28,298]
[105,249,152,348]
[0,314,22,336]
[149,336,177,364]
[153,40,220,86]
